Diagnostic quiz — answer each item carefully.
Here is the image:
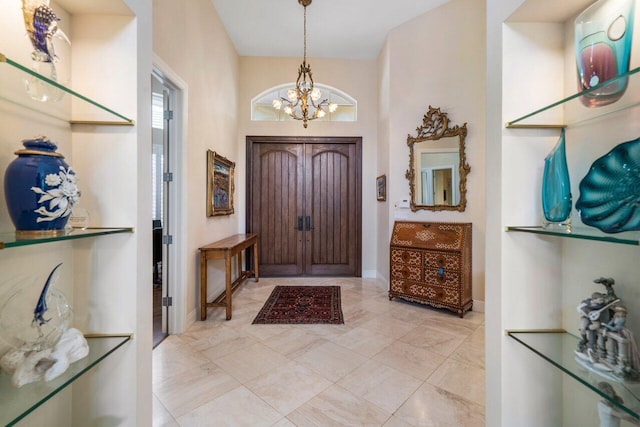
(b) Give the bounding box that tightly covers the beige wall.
[152,0,486,325]
[377,40,392,280]
[153,0,240,322]
[379,0,487,303]
[238,57,379,277]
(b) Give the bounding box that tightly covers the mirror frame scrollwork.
[405,106,470,212]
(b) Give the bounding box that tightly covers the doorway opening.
[151,70,177,348]
[246,136,362,277]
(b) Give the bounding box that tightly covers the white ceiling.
[211,0,451,60]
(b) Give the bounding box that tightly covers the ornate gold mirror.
[405,106,470,211]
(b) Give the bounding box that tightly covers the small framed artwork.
[207,150,235,216]
[376,174,386,201]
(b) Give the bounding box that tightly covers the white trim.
[421,164,457,205]
[186,309,197,331]
[153,53,189,334]
[361,269,377,278]
[251,82,358,121]
[473,299,485,313]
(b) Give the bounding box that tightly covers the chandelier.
[272,0,337,128]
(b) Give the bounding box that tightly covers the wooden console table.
[199,233,259,320]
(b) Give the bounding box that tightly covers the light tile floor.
[153,277,485,426]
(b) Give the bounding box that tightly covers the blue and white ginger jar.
[4,136,80,232]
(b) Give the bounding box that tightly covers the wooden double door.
[247,136,362,276]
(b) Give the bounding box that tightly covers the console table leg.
[200,252,207,321]
[225,254,232,320]
[253,241,260,282]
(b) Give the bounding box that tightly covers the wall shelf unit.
[0,334,132,427]
[0,227,134,250]
[507,330,640,421]
[494,1,640,423]
[0,53,134,126]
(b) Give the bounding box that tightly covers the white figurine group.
[575,277,640,381]
[0,327,88,388]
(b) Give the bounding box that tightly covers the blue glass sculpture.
[0,263,70,352]
[576,137,640,233]
[542,129,572,225]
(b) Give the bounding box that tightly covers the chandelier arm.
[282,97,301,108]
[310,98,329,109]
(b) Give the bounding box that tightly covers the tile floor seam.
[153,277,485,426]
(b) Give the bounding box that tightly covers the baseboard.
[473,299,485,312]
[184,308,197,332]
[378,275,389,286]
[362,269,377,278]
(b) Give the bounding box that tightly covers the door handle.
[297,216,303,231]
[305,216,314,231]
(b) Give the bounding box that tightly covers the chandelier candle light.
[272,0,337,128]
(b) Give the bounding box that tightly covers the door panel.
[247,136,361,277]
[305,144,357,275]
[252,143,304,275]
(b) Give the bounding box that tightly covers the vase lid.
[15,136,64,158]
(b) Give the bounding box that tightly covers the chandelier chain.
[303,5,307,63]
[272,0,336,128]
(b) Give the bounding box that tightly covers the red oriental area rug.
[252,286,344,324]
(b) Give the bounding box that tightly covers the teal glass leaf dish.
[576,137,640,233]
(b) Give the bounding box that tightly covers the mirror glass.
[405,106,470,211]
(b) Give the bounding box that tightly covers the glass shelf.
[505,226,640,246]
[507,330,640,420]
[506,66,640,128]
[0,227,134,250]
[0,53,134,126]
[0,334,132,426]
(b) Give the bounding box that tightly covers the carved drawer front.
[423,251,461,271]
[390,278,405,293]
[391,248,422,266]
[391,263,422,281]
[425,268,460,287]
[407,283,460,305]
[391,222,465,250]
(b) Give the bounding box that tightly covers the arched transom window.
[251,83,357,123]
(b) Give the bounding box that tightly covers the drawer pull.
[437,267,445,280]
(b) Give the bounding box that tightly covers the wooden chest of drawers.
[389,221,472,317]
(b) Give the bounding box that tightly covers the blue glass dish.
[576,137,640,233]
[542,129,572,223]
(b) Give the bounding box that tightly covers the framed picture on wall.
[376,174,386,201]
[207,150,235,216]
